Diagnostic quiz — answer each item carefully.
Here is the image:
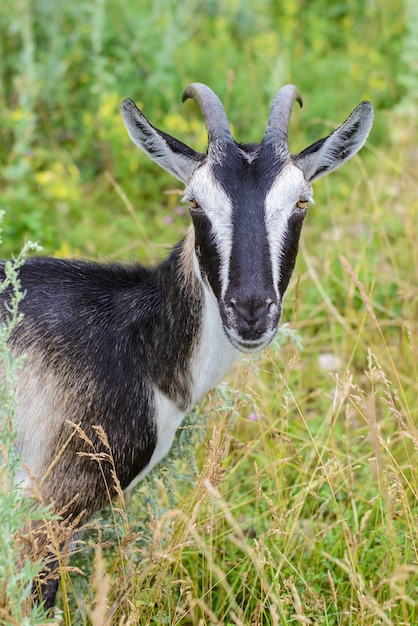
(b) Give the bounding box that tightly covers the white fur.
[126,389,185,490]
[186,164,234,299]
[14,364,67,488]
[127,277,238,491]
[265,164,312,291]
[190,281,239,403]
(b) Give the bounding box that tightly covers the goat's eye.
[189,198,201,211]
[296,198,309,211]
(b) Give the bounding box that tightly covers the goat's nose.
[229,297,276,334]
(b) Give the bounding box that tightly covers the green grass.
[0,0,417,623]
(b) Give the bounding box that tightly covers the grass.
[0,0,417,623]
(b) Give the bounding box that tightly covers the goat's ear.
[294,101,374,182]
[121,99,205,183]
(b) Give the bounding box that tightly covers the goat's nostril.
[227,297,275,326]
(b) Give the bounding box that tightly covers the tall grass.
[0,226,53,624]
[0,0,417,623]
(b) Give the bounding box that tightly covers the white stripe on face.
[264,163,312,294]
[186,163,234,298]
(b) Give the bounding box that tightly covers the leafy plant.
[0,219,54,624]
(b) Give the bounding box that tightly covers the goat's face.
[121,83,373,353]
[184,150,312,352]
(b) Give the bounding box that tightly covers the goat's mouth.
[219,298,281,354]
[223,326,277,354]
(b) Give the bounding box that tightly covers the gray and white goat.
[3,83,373,610]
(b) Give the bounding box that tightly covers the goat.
[2,83,373,611]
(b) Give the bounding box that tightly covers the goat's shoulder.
[9,256,153,291]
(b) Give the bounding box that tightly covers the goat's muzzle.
[220,295,282,353]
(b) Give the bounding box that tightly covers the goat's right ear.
[121,99,205,183]
[294,101,374,182]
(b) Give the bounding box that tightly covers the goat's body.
[7,231,237,520]
[1,82,373,611]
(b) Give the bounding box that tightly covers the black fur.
[4,85,373,613]
[3,241,203,609]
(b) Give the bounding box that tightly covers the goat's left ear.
[121,98,205,183]
[294,101,374,182]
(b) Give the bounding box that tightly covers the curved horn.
[182,82,233,145]
[262,84,303,149]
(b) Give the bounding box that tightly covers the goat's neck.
[153,228,239,411]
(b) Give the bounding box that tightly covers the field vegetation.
[0,0,417,624]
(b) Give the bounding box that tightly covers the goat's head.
[121,83,373,353]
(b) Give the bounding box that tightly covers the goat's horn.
[182,82,233,145]
[262,84,303,149]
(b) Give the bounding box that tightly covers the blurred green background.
[0,0,413,261]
